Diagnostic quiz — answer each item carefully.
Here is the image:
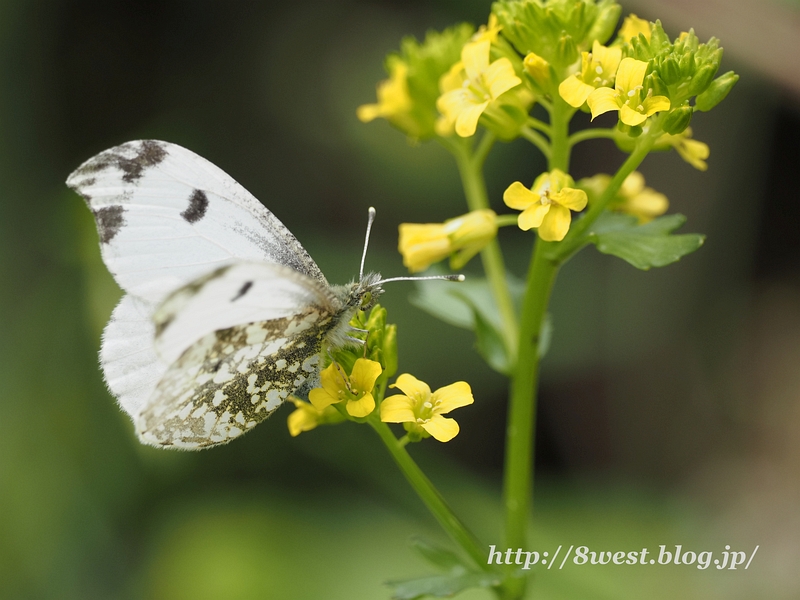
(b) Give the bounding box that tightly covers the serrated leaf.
[387,571,501,600]
[589,213,705,270]
[409,538,465,572]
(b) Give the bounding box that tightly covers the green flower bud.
[383,324,397,379]
[646,72,669,98]
[556,33,579,68]
[688,63,719,96]
[695,71,738,111]
[585,0,622,46]
[659,56,681,85]
[661,105,693,134]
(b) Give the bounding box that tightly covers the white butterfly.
[67,140,424,450]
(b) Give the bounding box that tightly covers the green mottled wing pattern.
[137,307,337,448]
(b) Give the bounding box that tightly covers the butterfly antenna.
[359,207,377,282]
[377,274,466,285]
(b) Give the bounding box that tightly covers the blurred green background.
[1,0,798,598]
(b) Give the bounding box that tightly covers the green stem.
[499,95,573,600]
[500,243,558,599]
[371,420,490,571]
[548,96,573,172]
[526,117,552,136]
[452,142,519,362]
[495,214,520,228]
[567,127,616,148]
[520,127,551,160]
[551,133,657,262]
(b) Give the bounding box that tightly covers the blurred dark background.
[1,1,798,598]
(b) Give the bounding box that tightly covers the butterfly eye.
[360,292,372,308]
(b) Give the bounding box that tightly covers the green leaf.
[589,213,705,270]
[452,292,510,374]
[387,570,501,600]
[408,538,465,572]
[410,270,524,374]
[410,269,524,332]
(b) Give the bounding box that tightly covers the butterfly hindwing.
[67,140,328,304]
[135,261,349,448]
[138,306,338,448]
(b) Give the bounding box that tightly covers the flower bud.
[586,2,622,46]
[695,71,739,111]
[523,51,551,91]
[556,33,579,68]
[688,63,719,96]
[661,105,693,135]
[383,324,398,379]
[659,57,681,85]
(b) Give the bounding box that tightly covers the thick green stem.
[548,97,573,172]
[371,420,490,570]
[500,243,558,599]
[453,141,519,362]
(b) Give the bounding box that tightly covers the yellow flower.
[472,14,502,44]
[357,60,413,124]
[436,40,521,137]
[587,57,671,126]
[308,358,382,418]
[287,398,344,437]
[583,172,668,223]
[657,127,710,171]
[618,14,651,42]
[398,209,497,272]
[558,41,622,108]
[381,374,473,442]
[503,170,588,241]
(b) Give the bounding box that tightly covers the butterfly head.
[342,271,385,312]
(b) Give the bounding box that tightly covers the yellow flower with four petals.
[309,358,382,418]
[436,40,522,137]
[587,57,670,126]
[503,170,588,241]
[381,374,474,442]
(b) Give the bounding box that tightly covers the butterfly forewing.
[66,140,327,303]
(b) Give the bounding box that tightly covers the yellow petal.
[559,75,594,108]
[439,61,465,93]
[538,205,572,241]
[287,403,319,437]
[346,393,375,418]
[615,57,648,92]
[462,41,490,81]
[437,89,470,121]
[554,187,588,211]
[518,203,550,231]
[380,395,416,423]
[627,189,669,221]
[503,181,538,210]
[319,363,344,399]
[455,100,489,137]
[356,104,382,123]
[484,58,521,99]
[677,138,709,171]
[432,381,473,414]
[593,41,622,77]
[422,415,460,442]
[350,358,383,395]
[641,95,671,117]
[619,104,648,126]
[390,373,431,402]
[587,87,620,120]
[620,171,645,197]
[309,387,338,411]
[619,14,651,42]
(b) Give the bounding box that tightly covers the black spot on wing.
[231,281,253,302]
[74,140,167,183]
[180,189,209,223]
[93,205,125,244]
